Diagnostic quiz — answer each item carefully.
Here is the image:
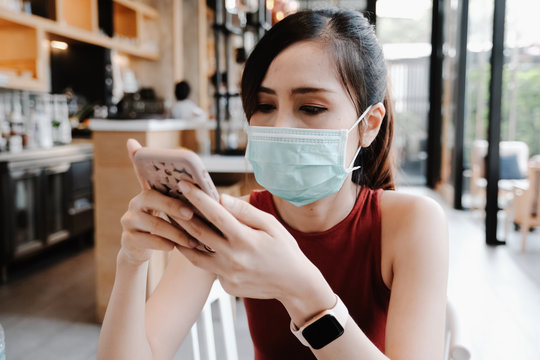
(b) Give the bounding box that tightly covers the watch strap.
[290,294,349,348]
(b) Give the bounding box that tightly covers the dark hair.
[175,81,190,101]
[241,9,395,190]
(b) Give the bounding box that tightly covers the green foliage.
[465,63,540,160]
[502,66,540,155]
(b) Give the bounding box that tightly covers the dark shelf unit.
[0,145,94,283]
[211,0,271,154]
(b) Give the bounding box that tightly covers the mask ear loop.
[345,105,373,172]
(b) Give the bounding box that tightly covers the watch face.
[302,314,345,350]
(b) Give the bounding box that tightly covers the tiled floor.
[0,187,539,359]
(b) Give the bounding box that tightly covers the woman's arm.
[275,192,448,360]
[145,250,216,359]
[175,182,448,360]
[308,193,448,359]
[97,189,216,360]
[382,193,449,359]
[97,250,153,359]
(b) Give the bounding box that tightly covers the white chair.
[445,302,471,360]
[189,280,239,360]
[508,157,540,251]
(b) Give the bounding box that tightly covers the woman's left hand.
[175,181,324,305]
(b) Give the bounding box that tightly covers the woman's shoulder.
[379,189,445,225]
[379,189,448,275]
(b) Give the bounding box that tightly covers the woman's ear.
[360,102,385,147]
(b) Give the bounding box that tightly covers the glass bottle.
[8,91,24,153]
[0,93,9,152]
[52,95,71,145]
[34,94,53,149]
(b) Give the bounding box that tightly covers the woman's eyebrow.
[258,86,334,95]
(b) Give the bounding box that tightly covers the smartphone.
[133,147,219,252]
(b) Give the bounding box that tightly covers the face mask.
[246,105,372,207]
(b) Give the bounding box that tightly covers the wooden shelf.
[113,1,138,39]
[0,8,158,58]
[113,0,158,20]
[0,16,48,91]
[0,70,47,92]
[56,0,97,32]
[0,1,159,91]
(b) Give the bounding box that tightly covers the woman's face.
[250,40,362,164]
[251,41,358,130]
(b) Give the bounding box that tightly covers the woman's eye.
[255,104,275,113]
[300,105,327,115]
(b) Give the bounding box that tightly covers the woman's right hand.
[119,138,197,266]
[119,189,198,266]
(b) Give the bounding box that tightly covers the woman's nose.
[273,110,293,128]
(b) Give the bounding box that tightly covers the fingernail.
[179,207,193,219]
[178,181,190,194]
[221,194,234,208]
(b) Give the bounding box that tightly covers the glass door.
[43,163,71,245]
[501,0,540,163]
[376,0,433,186]
[10,168,43,257]
[461,0,494,209]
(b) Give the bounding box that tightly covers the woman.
[98,9,448,360]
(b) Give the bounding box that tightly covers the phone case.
[133,147,219,202]
[133,147,219,252]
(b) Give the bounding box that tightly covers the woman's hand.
[175,181,336,323]
[119,189,199,266]
[120,139,198,266]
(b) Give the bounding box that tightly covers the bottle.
[0,322,6,360]
[20,91,34,149]
[51,95,71,145]
[0,94,8,152]
[33,94,53,149]
[8,92,24,153]
[57,95,72,144]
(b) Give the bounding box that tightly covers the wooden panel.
[0,23,37,61]
[114,0,158,19]
[114,2,137,39]
[60,0,94,31]
[94,164,140,322]
[93,130,182,322]
[180,129,199,152]
[0,72,47,91]
[173,0,183,82]
[0,59,36,76]
[35,28,48,86]
[0,3,159,60]
[146,131,182,149]
[92,131,145,167]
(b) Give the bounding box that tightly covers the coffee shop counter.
[89,118,257,322]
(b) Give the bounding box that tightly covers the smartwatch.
[290,294,349,350]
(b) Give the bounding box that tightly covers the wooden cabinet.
[90,121,187,322]
[57,0,98,31]
[0,0,159,92]
[0,16,47,91]
[113,0,159,53]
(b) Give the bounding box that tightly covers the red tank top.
[244,188,390,359]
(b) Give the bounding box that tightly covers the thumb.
[126,138,150,190]
[220,194,269,230]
